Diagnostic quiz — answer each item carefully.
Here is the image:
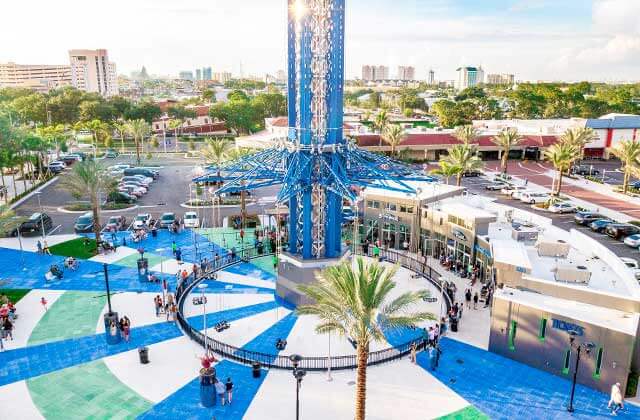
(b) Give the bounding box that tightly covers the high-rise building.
[486,73,515,85]
[361,65,389,81]
[275,69,286,84]
[195,69,202,81]
[213,72,232,83]
[0,62,71,92]
[361,65,373,81]
[179,71,194,80]
[68,49,118,96]
[397,66,415,81]
[428,68,435,85]
[455,66,484,90]
[203,67,212,81]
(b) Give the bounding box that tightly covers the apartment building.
[0,62,71,92]
[68,49,118,97]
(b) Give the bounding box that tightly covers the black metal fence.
[176,244,452,371]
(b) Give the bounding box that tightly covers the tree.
[227,90,250,102]
[453,125,479,146]
[297,258,434,420]
[382,124,405,156]
[372,110,389,135]
[200,138,230,168]
[168,105,196,120]
[209,101,262,135]
[125,100,161,123]
[253,92,287,118]
[168,119,183,152]
[112,121,128,154]
[201,89,216,103]
[492,128,523,175]
[544,142,580,196]
[125,119,150,165]
[559,127,596,162]
[429,160,461,185]
[11,93,47,124]
[444,144,484,186]
[59,160,116,244]
[610,140,640,194]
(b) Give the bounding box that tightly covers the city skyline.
[1,0,639,82]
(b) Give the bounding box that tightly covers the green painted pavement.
[437,405,489,420]
[113,252,165,269]
[250,255,276,275]
[198,227,257,251]
[28,360,152,419]
[28,291,106,346]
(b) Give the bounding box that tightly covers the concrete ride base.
[276,251,351,307]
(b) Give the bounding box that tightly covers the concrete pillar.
[199,368,217,407]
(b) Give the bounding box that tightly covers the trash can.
[252,362,261,378]
[450,318,458,332]
[137,258,149,282]
[103,312,121,345]
[199,368,216,407]
[138,347,149,364]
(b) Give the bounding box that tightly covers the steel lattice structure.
[194,0,434,260]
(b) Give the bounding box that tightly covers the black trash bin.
[450,318,458,333]
[138,347,150,364]
[252,362,261,378]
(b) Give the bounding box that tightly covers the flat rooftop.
[364,180,463,201]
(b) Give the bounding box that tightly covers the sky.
[1,0,639,82]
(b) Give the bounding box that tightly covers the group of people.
[108,316,132,342]
[0,294,17,351]
[154,294,177,322]
[439,253,481,284]
[409,323,443,371]
[36,240,51,255]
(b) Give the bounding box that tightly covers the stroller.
[45,264,64,281]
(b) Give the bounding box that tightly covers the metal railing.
[176,244,452,371]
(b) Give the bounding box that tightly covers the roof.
[438,202,497,222]
[586,114,640,129]
[491,239,532,271]
[356,133,559,148]
[364,181,462,201]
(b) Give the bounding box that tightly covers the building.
[213,72,232,83]
[179,71,194,81]
[456,66,484,90]
[195,69,202,81]
[427,69,435,85]
[585,114,640,158]
[361,65,389,81]
[0,62,71,92]
[275,70,286,84]
[202,67,212,81]
[486,73,515,85]
[397,66,415,81]
[68,49,118,97]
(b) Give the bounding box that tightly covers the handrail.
[176,244,452,371]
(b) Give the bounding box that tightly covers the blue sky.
[2,0,639,82]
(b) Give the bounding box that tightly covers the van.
[519,192,550,204]
[123,168,158,179]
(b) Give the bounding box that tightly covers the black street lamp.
[567,330,595,413]
[103,263,113,314]
[289,354,306,420]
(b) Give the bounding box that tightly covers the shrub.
[585,175,603,184]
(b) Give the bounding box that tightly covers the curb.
[56,204,139,214]
[10,176,59,210]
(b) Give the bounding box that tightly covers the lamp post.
[198,283,208,349]
[566,331,595,413]
[289,354,306,420]
[34,191,45,239]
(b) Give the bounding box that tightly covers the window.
[367,201,380,209]
[385,203,396,212]
[593,347,604,379]
[508,320,517,351]
[538,318,547,342]
[562,349,571,375]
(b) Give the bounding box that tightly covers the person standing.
[465,289,472,310]
[608,382,624,415]
[272,254,278,271]
[122,316,131,342]
[40,297,48,311]
[473,292,479,310]
[409,342,417,364]
[215,379,226,405]
[171,241,177,256]
[2,318,13,340]
[42,240,51,255]
[154,295,162,317]
[428,326,435,347]
[36,240,43,254]
[373,243,380,261]
[225,377,234,404]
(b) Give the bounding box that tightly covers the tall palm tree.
[168,119,183,152]
[225,147,255,229]
[444,144,484,186]
[381,124,405,156]
[201,138,230,168]
[59,160,116,244]
[125,119,149,165]
[429,160,461,185]
[492,128,523,175]
[544,142,580,196]
[610,139,640,194]
[453,125,479,146]
[373,110,389,146]
[112,121,128,154]
[298,258,433,420]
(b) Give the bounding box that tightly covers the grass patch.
[0,288,31,303]
[49,238,97,259]
[63,202,135,211]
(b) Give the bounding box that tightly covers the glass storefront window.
[385,203,396,212]
[399,225,410,249]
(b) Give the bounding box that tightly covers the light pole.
[566,331,595,413]
[34,191,45,239]
[198,283,208,349]
[289,354,306,420]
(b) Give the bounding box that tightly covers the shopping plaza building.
[361,182,640,394]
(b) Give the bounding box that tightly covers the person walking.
[171,241,177,256]
[465,289,472,310]
[473,292,479,310]
[36,240,43,254]
[175,248,182,263]
[272,254,278,271]
[225,377,234,404]
[608,382,624,415]
[409,342,417,364]
[428,326,435,347]
[122,316,131,342]
[42,240,51,255]
[373,243,380,261]
[40,297,48,311]
[154,295,162,317]
[2,318,13,340]
[215,379,226,405]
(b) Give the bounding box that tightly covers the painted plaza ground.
[1,229,639,419]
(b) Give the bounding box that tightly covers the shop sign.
[516,266,527,273]
[552,319,584,336]
[452,228,468,242]
[380,212,399,222]
[474,244,491,258]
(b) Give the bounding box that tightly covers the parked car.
[131,174,154,184]
[183,211,200,228]
[108,191,136,204]
[124,168,159,179]
[122,176,152,187]
[548,202,577,214]
[519,192,550,204]
[108,164,132,172]
[119,182,147,194]
[61,154,81,165]
[510,187,529,200]
[462,171,482,177]
[105,215,126,231]
[159,212,176,228]
[132,213,151,229]
[47,161,66,173]
[631,181,640,190]
[104,149,119,158]
[605,223,640,240]
[590,219,615,233]
[500,185,520,195]
[574,212,609,226]
[74,212,94,233]
[572,165,600,176]
[118,185,144,198]
[624,234,640,247]
[485,182,507,191]
[10,212,53,236]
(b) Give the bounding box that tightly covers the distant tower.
[428,68,435,85]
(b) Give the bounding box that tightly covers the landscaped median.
[60,201,136,212]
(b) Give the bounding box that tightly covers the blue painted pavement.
[383,325,423,348]
[422,337,640,420]
[223,263,276,282]
[0,301,278,386]
[238,312,298,361]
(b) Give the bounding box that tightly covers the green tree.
[610,140,640,194]
[202,89,217,103]
[444,144,484,186]
[454,86,486,101]
[453,125,479,146]
[429,160,461,185]
[297,258,434,420]
[168,105,196,120]
[125,119,150,165]
[382,124,405,156]
[11,93,47,124]
[253,92,287,118]
[209,101,262,135]
[544,142,580,196]
[492,128,523,175]
[125,100,161,123]
[112,121,128,154]
[200,138,230,168]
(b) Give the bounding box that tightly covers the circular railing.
[176,245,451,371]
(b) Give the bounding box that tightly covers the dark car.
[605,223,640,240]
[10,212,53,236]
[463,171,482,177]
[159,212,176,228]
[574,212,609,226]
[74,212,95,233]
[107,191,136,204]
[572,165,600,176]
[631,181,640,190]
[590,219,615,233]
[123,168,159,179]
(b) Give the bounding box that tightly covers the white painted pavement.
[182,293,273,319]
[89,246,138,264]
[95,292,168,334]
[202,307,291,349]
[0,234,78,253]
[0,380,45,420]
[216,270,276,290]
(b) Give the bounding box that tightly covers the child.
[40,297,48,311]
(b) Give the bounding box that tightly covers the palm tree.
[610,140,640,194]
[381,124,405,156]
[112,121,128,154]
[429,160,461,185]
[201,138,230,169]
[560,127,596,161]
[444,144,484,186]
[453,125,479,146]
[225,147,255,229]
[544,142,580,196]
[373,110,389,146]
[168,119,183,152]
[59,160,116,244]
[125,119,149,165]
[492,128,523,175]
[298,258,434,420]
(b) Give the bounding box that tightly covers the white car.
[120,182,147,194]
[183,211,200,228]
[548,202,577,214]
[500,185,524,196]
[510,187,529,200]
[109,164,131,171]
[520,192,551,204]
[620,257,640,281]
[624,234,640,248]
[132,213,151,229]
